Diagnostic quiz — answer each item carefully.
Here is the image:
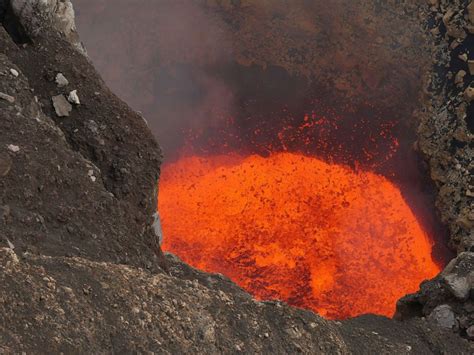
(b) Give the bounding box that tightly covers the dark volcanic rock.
[397,252,474,338]
[1,249,472,354]
[0,249,349,354]
[396,0,474,340]
[0,4,163,268]
[416,0,473,253]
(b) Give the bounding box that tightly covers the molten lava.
[159,152,441,319]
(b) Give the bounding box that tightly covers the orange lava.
[159,152,441,319]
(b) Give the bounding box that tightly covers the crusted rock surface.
[397,0,473,338]
[415,0,473,254]
[1,248,472,354]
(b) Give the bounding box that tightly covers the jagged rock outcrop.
[396,0,473,338]
[0,0,473,353]
[0,1,163,269]
[1,248,472,354]
[416,0,473,254]
[10,0,84,52]
[397,252,474,338]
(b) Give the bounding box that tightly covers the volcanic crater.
[73,0,460,320]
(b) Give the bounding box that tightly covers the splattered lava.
[159,152,441,319]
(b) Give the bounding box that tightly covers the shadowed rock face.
[395,0,474,340]
[414,0,473,255]
[0,0,472,352]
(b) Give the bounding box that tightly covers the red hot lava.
[159,152,441,319]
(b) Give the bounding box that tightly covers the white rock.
[88,170,96,182]
[7,144,20,153]
[0,92,15,103]
[10,69,19,77]
[11,0,79,45]
[443,274,470,300]
[55,73,69,87]
[6,238,15,250]
[52,95,72,117]
[68,90,80,105]
[152,211,163,245]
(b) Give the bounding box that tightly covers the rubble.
[7,144,19,153]
[11,0,85,53]
[443,274,470,300]
[55,72,69,87]
[397,253,474,338]
[0,91,14,103]
[67,89,80,105]
[52,94,72,117]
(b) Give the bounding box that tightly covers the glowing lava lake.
[159,152,440,319]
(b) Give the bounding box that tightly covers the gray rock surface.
[52,94,72,117]
[444,273,470,300]
[1,248,471,354]
[428,305,458,329]
[11,0,84,53]
[55,72,69,87]
[0,91,14,103]
[397,252,474,338]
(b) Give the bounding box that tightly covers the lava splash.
[159,152,440,319]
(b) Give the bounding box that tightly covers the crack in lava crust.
[159,152,441,319]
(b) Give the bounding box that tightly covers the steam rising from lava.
[160,153,440,319]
